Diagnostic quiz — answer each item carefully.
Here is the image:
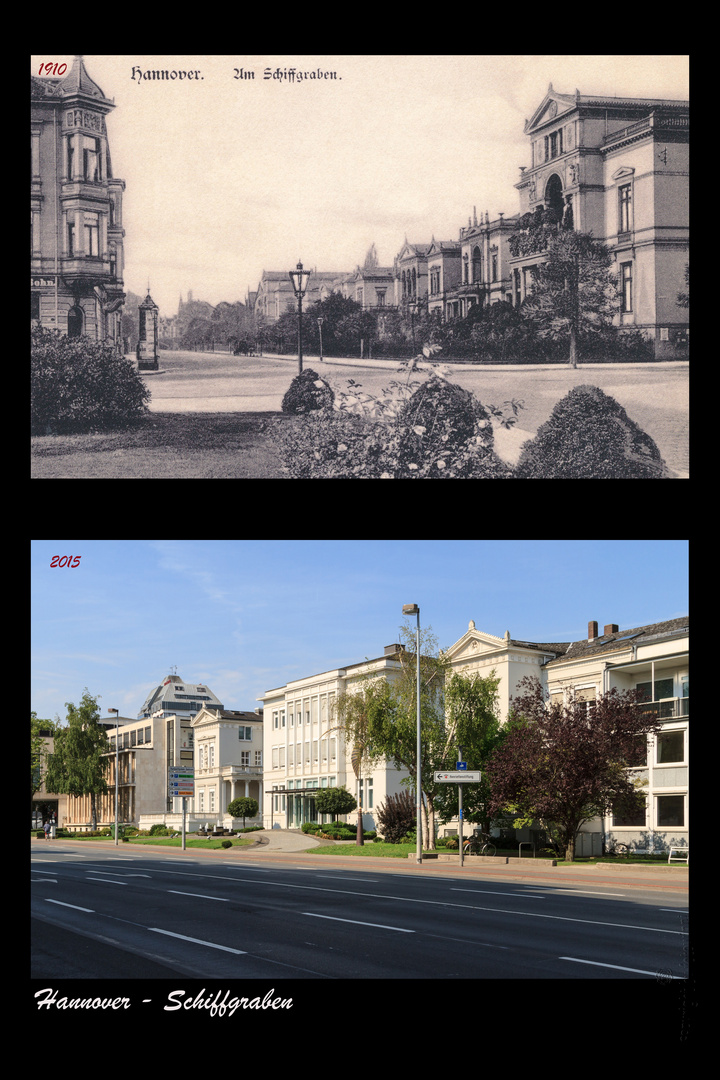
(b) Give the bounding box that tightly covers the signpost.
[435,765,481,868]
[434,771,481,782]
[169,767,194,850]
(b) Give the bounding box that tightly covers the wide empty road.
[32,842,688,991]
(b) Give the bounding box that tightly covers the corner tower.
[31,56,126,346]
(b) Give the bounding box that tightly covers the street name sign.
[434,770,481,782]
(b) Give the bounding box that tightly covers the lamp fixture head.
[289,261,311,298]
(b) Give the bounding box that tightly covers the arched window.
[544,173,564,221]
[68,305,83,338]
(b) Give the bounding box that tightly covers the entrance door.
[68,305,83,337]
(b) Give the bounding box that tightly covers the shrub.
[376,789,416,844]
[514,384,670,478]
[281,368,334,414]
[149,823,169,836]
[31,327,151,434]
[274,350,524,478]
[221,839,233,848]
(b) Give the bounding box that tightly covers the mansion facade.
[254,84,688,358]
[31,56,126,347]
[262,615,689,856]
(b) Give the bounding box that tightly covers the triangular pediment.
[525,85,577,134]
[444,624,509,663]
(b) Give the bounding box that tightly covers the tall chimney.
[588,621,598,641]
[604,623,619,636]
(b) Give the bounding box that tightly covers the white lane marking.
[302,912,414,933]
[168,890,229,902]
[44,899,94,912]
[451,888,545,899]
[148,927,245,953]
[560,957,686,978]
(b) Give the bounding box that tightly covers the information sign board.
[434,770,481,782]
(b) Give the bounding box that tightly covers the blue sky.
[31,540,688,725]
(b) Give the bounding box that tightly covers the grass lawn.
[31,412,289,479]
[126,836,256,849]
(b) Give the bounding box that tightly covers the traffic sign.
[169,767,194,796]
[434,770,481,782]
[456,761,467,770]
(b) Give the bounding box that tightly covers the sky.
[30,540,689,726]
[31,54,689,316]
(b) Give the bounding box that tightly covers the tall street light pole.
[108,709,119,846]
[289,261,311,375]
[402,604,422,865]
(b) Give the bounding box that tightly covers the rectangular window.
[83,136,100,182]
[657,794,684,828]
[619,184,632,233]
[67,219,76,257]
[637,678,674,702]
[84,213,100,256]
[657,730,684,764]
[240,751,250,766]
[613,795,645,827]
[621,263,633,313]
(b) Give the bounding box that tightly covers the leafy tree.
[44,690,109,830]
[313,785,357,823]
[485,676,662,861]
[337,625,449,849]
[434,671,503,833]
[331,675,394,844]
[677,264,689,309]
[518,228,619,368]
[227,797,259,827]
[31,712,58,802]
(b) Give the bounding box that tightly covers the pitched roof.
[546,616,689,664]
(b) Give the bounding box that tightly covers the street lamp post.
[317,316,324,362]
[108,709,119,846]
[289,261,311,375]
[402,604,422,865]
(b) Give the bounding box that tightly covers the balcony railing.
[637,697,689,720]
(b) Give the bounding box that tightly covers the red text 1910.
[38,63,68,76]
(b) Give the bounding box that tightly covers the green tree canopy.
[486,676,661,860]
[44,689,109,830]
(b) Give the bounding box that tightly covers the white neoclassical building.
[260,645,410,832]
[192,706,263,824]
[260,616,688,855]
[443,615,689,855]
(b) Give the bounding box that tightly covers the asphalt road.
[32,840,689,1003]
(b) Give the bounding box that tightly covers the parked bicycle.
[607,839,630,857]
[463,832,496,857]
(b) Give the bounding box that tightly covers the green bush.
[31,327,151,434]
[149,823,169,836]
[281,368,334,414]
[514,384,669,478]
[221,839,233,848]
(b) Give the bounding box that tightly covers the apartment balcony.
[637,697,689,721]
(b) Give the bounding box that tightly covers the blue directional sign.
[456,761,467,770]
